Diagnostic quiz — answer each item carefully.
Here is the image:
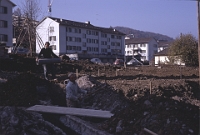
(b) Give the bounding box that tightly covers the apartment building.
[125,37,158,62]
[36,17,125,60]
[0,0,15,46]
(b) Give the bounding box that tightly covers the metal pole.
[197,1,200,87]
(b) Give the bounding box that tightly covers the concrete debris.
[0,106,66,135]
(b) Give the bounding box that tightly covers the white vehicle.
[127,58,143,66]
[90,58,102,64]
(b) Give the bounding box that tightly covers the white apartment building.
[0,0,15,47]
[36,17,125,60]
[125,37,158,62]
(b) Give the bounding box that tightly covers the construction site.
[0,57,199,135]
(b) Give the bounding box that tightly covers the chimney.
[85,21,90,24]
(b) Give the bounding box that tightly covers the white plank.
[26,105,113,118]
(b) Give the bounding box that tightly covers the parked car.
[127,58,143,66]
[90,58,102,64]
[113,59,124,66]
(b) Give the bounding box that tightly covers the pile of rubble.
[0,106,66,135]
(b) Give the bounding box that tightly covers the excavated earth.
[0,57,199,135]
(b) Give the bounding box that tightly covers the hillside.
[114,26,174,41]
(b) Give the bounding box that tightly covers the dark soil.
[0,57,199,135]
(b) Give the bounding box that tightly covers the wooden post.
[180,66,182,79]
[150,81,152,94]
[98,68,100,76]
[76,69,78,78]
[197,1,200,87]
[104,74,106,84]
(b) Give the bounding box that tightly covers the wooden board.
[26,105,113,118]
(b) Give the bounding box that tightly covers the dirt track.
[0,57,199,135]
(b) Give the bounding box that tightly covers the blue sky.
[11,0,198,39]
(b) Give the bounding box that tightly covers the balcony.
[133,46,141,50]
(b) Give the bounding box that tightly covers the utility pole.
[197,1,200,87]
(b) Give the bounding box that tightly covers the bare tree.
[13,0,42,57]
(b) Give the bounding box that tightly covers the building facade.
[154,48,185,66]
[0,0,15,47]
[125,37,158,62]
[157,40,172,52]
[36,17,125,61]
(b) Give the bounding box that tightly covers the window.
[116,42,120,46]
[66,36,72,41]
[73,46,76,50]
[74,28,81,33]
[0,34,8,42]
[77,46,81,51]
[86,30,91,35]
[87,47,91,51]
[101,48,107,53]
[140,44,146,47]
[101,41,107,45]
[141,50,146,53]
[82,34,86,38]
[95,39,99,44]
[101,33,107,38]
[49,36,56,41]
[92,31,95,35]
[74,28,78,33]
[111,35,115,38]
[68,28,72,32]
[50,45,56,50]
[82,42,86,47]
[117,36,121,39]
[75,37,81,42]
[0,20,7,28]
[0,6,7,14]
[49,27,54,32]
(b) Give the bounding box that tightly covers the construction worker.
[36,41,59,80]
[66,73,87,107]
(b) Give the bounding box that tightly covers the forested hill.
[114,26,174,41]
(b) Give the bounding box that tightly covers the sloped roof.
[39,16,126,35]
[8,0,16,6]
[125,37,155,44]
[154,48,169,56]
[158,40,172,48]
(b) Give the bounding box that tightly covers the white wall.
[59,25,66,54]
[155,55,185,66]
[147,39,158,61]
[36,17,59,55]
[155,56,169,65]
